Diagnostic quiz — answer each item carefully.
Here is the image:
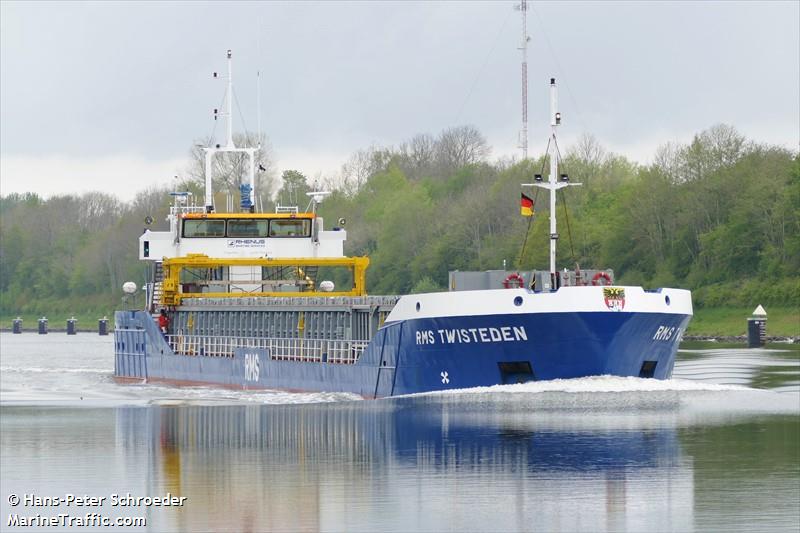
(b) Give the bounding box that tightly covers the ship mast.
[225,48,234,148]
[523,78,581,281]
[203,50,257,213]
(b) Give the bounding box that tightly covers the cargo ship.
[114,51,692,398]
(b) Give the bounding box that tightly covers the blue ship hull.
[114,302,691,398]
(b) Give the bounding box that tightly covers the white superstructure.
[139,211,346,261]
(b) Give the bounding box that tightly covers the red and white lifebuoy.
[591,272,612,286]
[503,273,525,289]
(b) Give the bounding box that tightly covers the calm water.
[1,333,798,532]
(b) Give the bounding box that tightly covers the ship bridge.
[140,207,358,311]
[140,211,346,261]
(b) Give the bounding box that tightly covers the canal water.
[1,333,798,532]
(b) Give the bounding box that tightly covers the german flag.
[520,193,534,217]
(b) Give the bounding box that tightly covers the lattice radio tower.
[517,0,531,160]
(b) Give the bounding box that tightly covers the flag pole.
[516,214,535,270]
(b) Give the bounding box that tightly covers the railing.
[164,334,368,365]
[170,205,207,216]
[160,255,370,305]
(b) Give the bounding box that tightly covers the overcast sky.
[1,1,798,201]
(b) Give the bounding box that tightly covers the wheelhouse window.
[269,219,311,237]
[182,219,226,238]
[182,217,311,238]
[227,219,269,237]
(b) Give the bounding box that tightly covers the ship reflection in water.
[4,337,797,532]
[120,397,695,532]
[2,388,798,532]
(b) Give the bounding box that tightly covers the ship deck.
[161,295,399,361]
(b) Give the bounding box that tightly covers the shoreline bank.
[682,335,799,344]
[3,328,798,345]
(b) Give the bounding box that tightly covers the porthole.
[665,295,671,306]
[514,296,523,307]
[416,302,421,312]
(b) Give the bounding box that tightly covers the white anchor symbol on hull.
[441,371,450,384]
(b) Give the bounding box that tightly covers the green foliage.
[410,276,444,294]
[1,125,798,325]
[320,125,798,304]
[0,187,172,318]
[276,169,310,207]
[686,306,800,337]
[692,278,800,309]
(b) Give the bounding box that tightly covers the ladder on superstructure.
[150,262,164,313]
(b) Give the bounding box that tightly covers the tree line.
[1,124,797,317]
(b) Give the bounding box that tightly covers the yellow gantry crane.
[160,254,370,306]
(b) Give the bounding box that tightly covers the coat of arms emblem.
[603,287,625,311]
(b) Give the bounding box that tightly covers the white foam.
[122,382,363,406]
[406,376,749,398]
[0,366,363,406]
[0,366,109,375]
